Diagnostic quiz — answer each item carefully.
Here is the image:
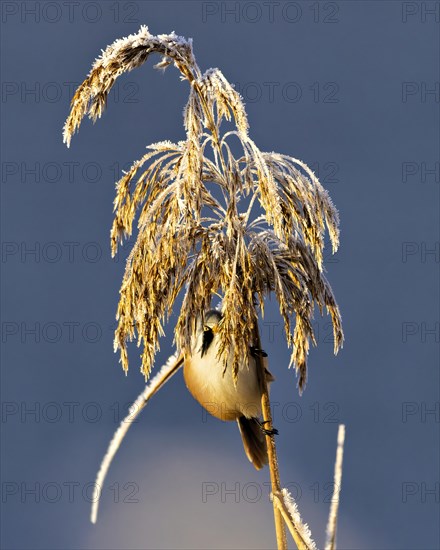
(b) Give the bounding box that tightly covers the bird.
[183,309,276,470]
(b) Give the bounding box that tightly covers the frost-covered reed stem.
[273,489,317,550]
[90,353,183,524]
[325,424,346,550]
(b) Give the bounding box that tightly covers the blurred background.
[1,1,439,548]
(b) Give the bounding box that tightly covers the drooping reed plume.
[64,26,345,549]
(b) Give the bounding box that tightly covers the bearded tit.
[183,310,276,470]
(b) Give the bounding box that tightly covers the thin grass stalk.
[253,322,287,550]
[325,424,346,550]
[90,353,183,524]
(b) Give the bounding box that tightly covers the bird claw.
[250,346,268,358]
[257,419,278,436]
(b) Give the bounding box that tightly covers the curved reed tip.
[62,26,196,148]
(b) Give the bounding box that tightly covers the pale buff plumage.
[184,310,274,469]
[184,310,267,421]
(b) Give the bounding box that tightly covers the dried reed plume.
[64,25,343,390]
[64,26,345,549]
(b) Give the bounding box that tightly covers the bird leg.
[256,418,279,436]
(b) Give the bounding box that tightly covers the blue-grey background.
[1,1,439,549]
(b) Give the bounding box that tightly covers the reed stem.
[253,322,287,550]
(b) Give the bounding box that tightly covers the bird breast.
[183,334,263,422]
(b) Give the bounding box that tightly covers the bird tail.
[237,416,268,470]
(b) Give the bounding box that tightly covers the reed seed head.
[63,26,343,392]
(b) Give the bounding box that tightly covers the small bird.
[183,309,276,469]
